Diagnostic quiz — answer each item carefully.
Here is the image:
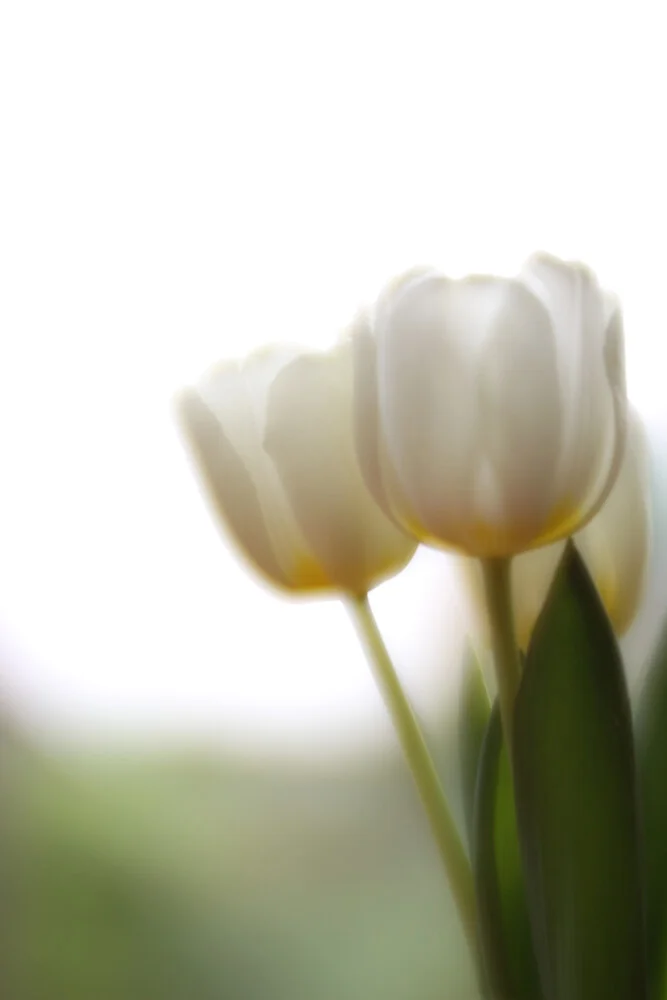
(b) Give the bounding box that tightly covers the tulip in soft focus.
[463,408,650,649]
[177,341,417,596]
[352,253,627,558]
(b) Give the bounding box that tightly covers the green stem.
[480,557,522,746]
[348,593,478,957]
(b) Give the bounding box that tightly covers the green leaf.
[459,644,491,852]
[513,542,647,1000]
[473,704,543,1000]
[636,619,667,999]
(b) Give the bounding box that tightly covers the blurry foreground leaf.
[637,619,667,1000]
[473,705,542,1000]
[513,543,646,1000]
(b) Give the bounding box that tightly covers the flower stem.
[480,557,522,745]
[347,593,478,958]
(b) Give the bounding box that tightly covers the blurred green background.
[2,436,666,1000]
[1,714,476,1000]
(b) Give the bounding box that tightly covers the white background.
[0,0,665,752]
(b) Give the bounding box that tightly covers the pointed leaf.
[473,704,543,1000]
[636,619,667,1000]
[513,542,646,1000]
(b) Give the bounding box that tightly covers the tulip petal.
[349,312,393,516]
[349,269,439,522]
[504,411,647,649]
[376,273,486,545]
[377,273,559,554]
[196,354,331,590]
[477,279,563,550]
[177,388,291,587]
[521,254,620,523]
[575,408,649,634]
[349,311,420,534]
[265,342,416,594]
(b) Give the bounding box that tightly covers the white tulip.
[463,408,650,649]
[352,253,627,558]
[178,340,417,596]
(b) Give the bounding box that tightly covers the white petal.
[521,253,617,517]
[374,265,440,329]
[348,311,420,535]
[509,410,648,645]
[264,341,416,594]
[349,311,393,516]
[377,273,557,553]
[604,304,627,402]
[476,278,563,551]
[197,353,330,589]
[201,348,297,449]
[176,388,290,587]
[566,304,628,536]
[376,274,482,545]
[349,268,441,518]
[575,408,649,634]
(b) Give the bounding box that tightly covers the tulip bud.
[463,408,650,649]
[177,341,417,596]
[352,254,627,558]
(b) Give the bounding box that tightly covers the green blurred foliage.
[0,717,477,1000]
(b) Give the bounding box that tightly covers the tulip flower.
[178,341,479,948]
[177,339,480,950]
[177,340,417,597]
[462,407,650,650]
[352,253,627,559]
